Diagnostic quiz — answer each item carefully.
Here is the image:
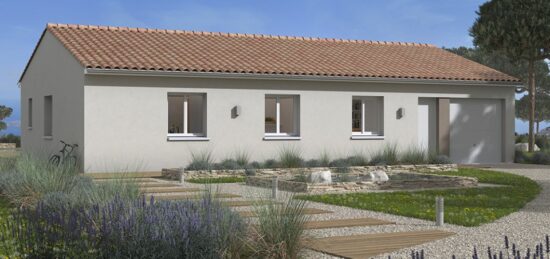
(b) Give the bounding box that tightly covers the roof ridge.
[46,23,436,47]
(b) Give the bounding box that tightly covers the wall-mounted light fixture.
[231,105,241,118]
[396,107,405,119]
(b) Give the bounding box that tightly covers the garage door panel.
[450,99,502,164]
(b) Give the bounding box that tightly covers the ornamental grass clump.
[186,149,215,170]
[250,198,309,258]
[1,194,247,258]
[369,143,399,165]
[400,145,427,165]
[278,146,304,168]
[0,154,81,207]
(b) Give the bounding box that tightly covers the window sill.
[350,135,384,140]
[43,136,53,140]
[167,136,210,141]
[263,136,302,141]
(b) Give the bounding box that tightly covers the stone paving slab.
[304,230,454,258]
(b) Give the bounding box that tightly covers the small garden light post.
[436,196,444,226]
[272,176,278,199]
[179,168,185,184]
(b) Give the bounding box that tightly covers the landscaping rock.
[515,142,540,151]
[308,170,332,184]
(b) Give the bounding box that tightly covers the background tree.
[470,0,550,151]
[516,92,550,133]
[446,47,550,132]
[0,105,13,132]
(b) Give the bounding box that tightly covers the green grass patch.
[0,194,14,256]
[187,176,245,184]
[297,168,541,227]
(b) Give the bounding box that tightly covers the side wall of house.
[20,31,85,162]
[83,75,515,172]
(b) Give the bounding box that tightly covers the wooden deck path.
[304,230,454,259]
[238,208,332,217]
[140,187,202,194]
[304,217,395,230]
[149,193,241,200]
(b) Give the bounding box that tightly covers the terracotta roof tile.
[43,23,519,82]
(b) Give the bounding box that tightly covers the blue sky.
[0,0,537,135]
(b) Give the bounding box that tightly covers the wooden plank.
[94,178,158,183]
[86,172,162,179]
[304,230,454,259]
[149,193,241,200]
[220,200,281,207]
[239,208,332,217]
[304,217,395,230]
[138,183,180,188]
[140,187,202,194]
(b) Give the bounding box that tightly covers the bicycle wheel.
[49,155,61,166]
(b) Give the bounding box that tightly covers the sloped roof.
[21,23,520,83]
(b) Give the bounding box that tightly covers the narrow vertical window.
[352,96,384,136]
[44,95,53,137]
[167,93,207,140]
[28,98,33,129]
[265,95,300,138]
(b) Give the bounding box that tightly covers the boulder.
[369,170,389,183]
[515,143,540,152]
[308,170,332,184]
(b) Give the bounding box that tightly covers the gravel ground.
[154,167,550,259]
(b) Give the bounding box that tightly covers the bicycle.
[49,140,79,167]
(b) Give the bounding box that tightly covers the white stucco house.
[19,24,520,173]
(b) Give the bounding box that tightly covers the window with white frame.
[265,95,300,137]
[352,96,384,136]
[167,93,206,139]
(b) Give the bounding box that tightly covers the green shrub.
[278,146,303,168]
[400,146,427,164]
[531,151,550,165]
[347,154,369,166]
[369,144,399,165]
[215,159,241,170]
[251,198,308,258]
[0,134,20,147]
[515,134,528,144]
[318,150,331,167]
[514,150,529,163]
[535,135,549,150]
[427,153,452,164]
[262,159,279,169]
[186,150,214,170]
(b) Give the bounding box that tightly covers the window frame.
[167,93,209,141]
[27,98,33,129]
[43,95,53,139]
[351,96,384,139]
[264,95,301,140]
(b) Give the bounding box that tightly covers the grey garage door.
[449,99,502,164]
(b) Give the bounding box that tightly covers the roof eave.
[84,68,522,87]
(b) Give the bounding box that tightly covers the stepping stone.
[140,187,202,194]
[238,208,332,217]
[221,200,281,207]
[304,230,454,259]
[149,193,241,200]
[304,217,395,230]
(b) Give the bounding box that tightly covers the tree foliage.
[516,92,550,132]
[470,0,550,151]
[0,105,13,131]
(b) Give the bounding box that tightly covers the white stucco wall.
[20,31,85,161]
[83,75,515,172]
